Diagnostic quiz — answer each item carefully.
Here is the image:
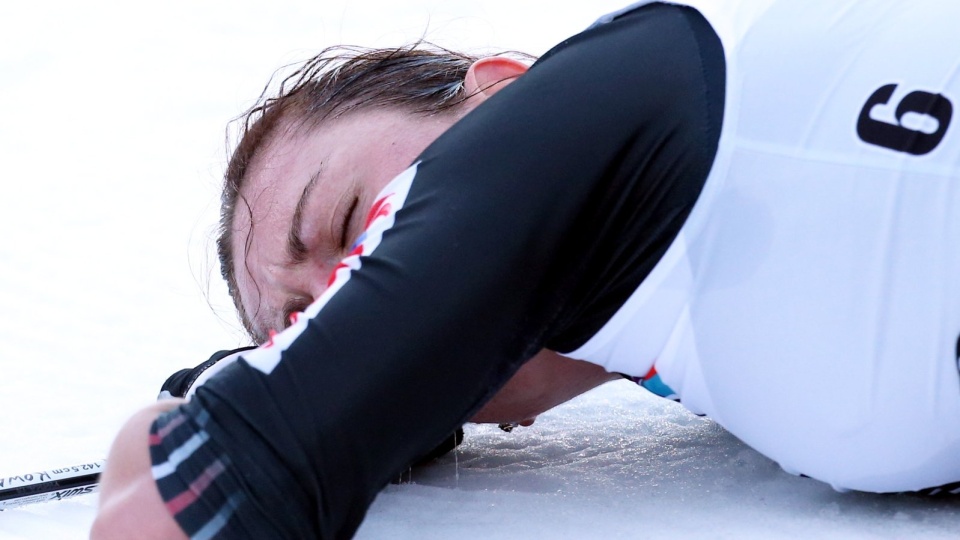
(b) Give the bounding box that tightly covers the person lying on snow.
[93,1,960,538]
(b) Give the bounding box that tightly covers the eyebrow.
[286,166,323,264]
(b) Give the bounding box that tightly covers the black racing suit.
[148,4,725,538]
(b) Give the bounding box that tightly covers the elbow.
[89,507,124,540]
[91,400,187,540]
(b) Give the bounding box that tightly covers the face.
[233,108,462,339]
[232,55,532,340]
[231,70,616,426]
[233,110,615,425]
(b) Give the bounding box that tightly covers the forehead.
[233,110,398,234]
[229,121,324,336]
[235,122,320,229]
[228,109,458,338]
[227,111,405,337]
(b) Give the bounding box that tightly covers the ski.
[0,460,104,510]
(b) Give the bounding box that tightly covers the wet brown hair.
[219,43,529,341]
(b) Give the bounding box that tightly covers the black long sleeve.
[148,4,724,538]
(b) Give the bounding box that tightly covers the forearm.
[91,400,187,540]
[470,350,620,425]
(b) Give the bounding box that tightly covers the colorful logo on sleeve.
[245,163,420,374]
[629,366,679,401]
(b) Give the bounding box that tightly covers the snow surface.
[1,1,958,538]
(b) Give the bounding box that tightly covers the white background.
[1,1,958,538]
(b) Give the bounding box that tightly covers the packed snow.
[1,1,958,538]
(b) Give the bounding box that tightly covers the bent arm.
[91,400,187,540]
[109,5,722,538]
[90,350,608,539]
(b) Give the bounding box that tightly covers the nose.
[279,248,362,323]
[318,245,365,294]
[279,258,339,313]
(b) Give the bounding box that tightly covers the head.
[218,44,616,425]
[219,44,529,341]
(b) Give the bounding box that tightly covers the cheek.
[233,260,268,338]
[231,241,288,338]
[230,215,265,320]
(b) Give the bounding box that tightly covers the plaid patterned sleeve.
[149,404,248,540]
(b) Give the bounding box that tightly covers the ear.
[463,56,529,100]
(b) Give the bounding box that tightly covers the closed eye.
[339,195,360,250]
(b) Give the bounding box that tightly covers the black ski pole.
[0,460,104,510]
